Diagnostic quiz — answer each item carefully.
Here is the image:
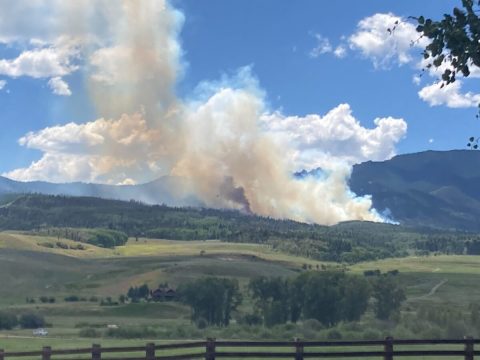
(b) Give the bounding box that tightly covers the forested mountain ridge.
[2,150,480,231]
[2,193,480,263]
[349,150,480,231]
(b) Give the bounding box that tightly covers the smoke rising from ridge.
[3,0,408,224]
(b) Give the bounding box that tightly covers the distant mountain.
[0,176,201,207]
[2,150,480,231]
[349,150,480,231]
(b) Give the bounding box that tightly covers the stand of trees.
[35,227,128,248]
[127,284,151,302]
[179,278,242,327]
[177,272,405,329]
[0,312,45,330]
[248,272,403,327]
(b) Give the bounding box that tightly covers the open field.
[1,231,480,354]
[0,232,327,265]
[0,234,306,303]
[0,231,308,344]
[352,255,480,275]
[351,255,480,307]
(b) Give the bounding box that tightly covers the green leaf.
[418,16,425,24]
[453,7,464,17]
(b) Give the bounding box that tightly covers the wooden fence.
[1,337,480,360]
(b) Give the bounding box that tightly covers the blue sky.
[0,0,477,181]
[175,0,477,153]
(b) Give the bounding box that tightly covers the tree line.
[2,194,480,263]
[0,311,45,330]
[178,271,406,328]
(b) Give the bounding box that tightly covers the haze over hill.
[1,150,480,231]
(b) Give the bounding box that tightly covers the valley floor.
[1,232,480,354]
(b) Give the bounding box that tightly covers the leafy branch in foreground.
[410,1,480,145]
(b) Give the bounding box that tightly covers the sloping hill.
[3,150,480,230]
[349,150,480,230]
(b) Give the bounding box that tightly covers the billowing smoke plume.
[3,1,408,224]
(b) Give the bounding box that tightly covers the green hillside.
[1,194,480,346]
[2,193,480,264]
[1,231,480,348]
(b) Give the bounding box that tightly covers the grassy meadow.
[1,231,480,356]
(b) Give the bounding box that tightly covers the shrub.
[64,295,80,302]
[105,326,157,339]
[19,313,45,329]
[0,311,18,330]
[71,244,86,250]
[196,318,208,329]
[362,329,381,340]
[446,321,468,338]
[79,328,101,338]
[86,229,128,248]
[56,242,69,249]
[241,313,262,326]
[100,297,119,306]
[38,242,54,248]
[326,329,343,340]
[303,319,324,332]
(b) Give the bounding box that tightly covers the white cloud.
[6,113,166,184]
[334,45,347,58]
[309,33,333,58]
[48,77,71,96]
[0,35,80,95]
[418,81,480,108]
[118,178,136,185]
[349,13,427,68]
[261,103,407,170]
[346,12,480,110]
[0,79,6,90]
[0,41,79,79]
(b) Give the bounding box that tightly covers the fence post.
[384,336,393,360]
[465,336,474,360]
[92,344,101,360]
[206,338,216,360]
[42,346,51,360]
[294,338,304,360]
[146,343,156,360]
[0,349,4,360]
